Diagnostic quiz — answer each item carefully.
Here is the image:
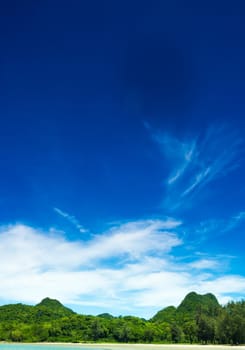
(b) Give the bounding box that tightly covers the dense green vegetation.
[0,292,244,344]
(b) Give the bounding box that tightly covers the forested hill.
[0,297,74,323]
[0,292,244,344]
[151,291,221,322]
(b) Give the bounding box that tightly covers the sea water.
[0,345,107,350]
[0,345,132,350]
[0,345,109,350]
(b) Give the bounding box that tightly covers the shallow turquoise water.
[0,345,109,350]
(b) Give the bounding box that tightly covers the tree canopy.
[0,293,244,344]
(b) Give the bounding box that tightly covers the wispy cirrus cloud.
[54,207,87,233]
[223,211,245,232]
[152,125,243,210]
[0,220,244,317]
[153,133,197,186]
[185,210,245,246]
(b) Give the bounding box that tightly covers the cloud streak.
[154,133,196,186]
[54,207,87,233]
[152,125,243,210]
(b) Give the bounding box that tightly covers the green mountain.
[36,297,65,308]
[0,298,75,324]
[34,297,75,319]
[151,292,220,323]
[177,291,221,317]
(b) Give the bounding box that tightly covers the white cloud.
[89,219,182,260]
[189,259,220,270]
[0,222,245,317]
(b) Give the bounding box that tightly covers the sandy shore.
[81,345,243,350]
[75,345,245,349]
[71,345,245,350]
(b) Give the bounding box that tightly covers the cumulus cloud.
[0,221,245,317]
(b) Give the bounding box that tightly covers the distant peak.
[36,297,63,307]
[35,297,75,316]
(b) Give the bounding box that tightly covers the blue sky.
[0,0,245,318]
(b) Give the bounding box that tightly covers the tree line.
[0,293,244,344]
